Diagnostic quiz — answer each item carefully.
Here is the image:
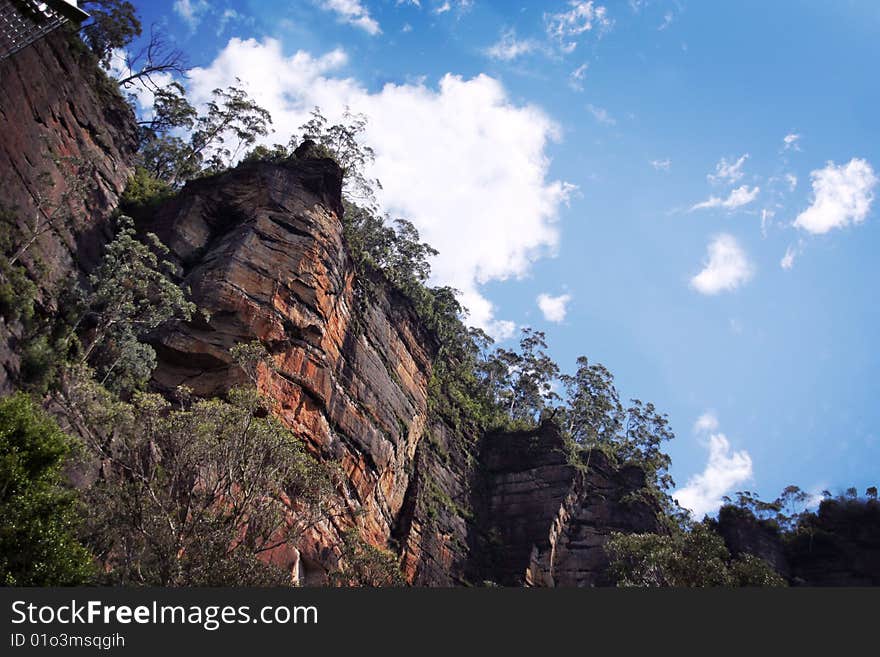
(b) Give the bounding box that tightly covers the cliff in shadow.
[0,30,138,391]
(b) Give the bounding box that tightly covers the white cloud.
[173,0,209,30]
[586,103,615,125]
[537,293,571,322]
[690,234,754,295]
[674,430,753,518]
[658,11,674,30]
[320,0,381,35]
[187,38,574,337]
[568,63,589,91]
[433,0,471,14]
[485,30,539,61]
[690,185,760,211]
[650,158,671,171]
[760,208,775,237]
[707,153,749,185]
[780,245,797,270]
[675,413,753,518]
[693,412,720,434]
[793,158,878,235]
[785,173,798,191]
[783,133,801,151]
[544,1,611,52]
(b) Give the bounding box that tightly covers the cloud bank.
[186,38,574,336]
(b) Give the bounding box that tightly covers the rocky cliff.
[140,155,663,585]
[0,33,664,586]
[0,30,139,391]
[717,498,880,586]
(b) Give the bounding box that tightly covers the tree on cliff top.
[80,0,141,68]
[606,523,785,587]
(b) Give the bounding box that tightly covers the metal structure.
[0,0,89,62]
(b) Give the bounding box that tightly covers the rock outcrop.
[716,498,880,586]
[142,158,663,585]
[475,422,663,586]
[0,32,666,586]
[144,156,478,583]
[0,30,139,390]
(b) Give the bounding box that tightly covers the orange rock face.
[147,157,469,582]
[145,158,663,587]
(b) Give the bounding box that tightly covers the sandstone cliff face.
[145,157,476,583]
[0,30,139,390]
[144,159,662,585]
[475,422,662,586]
[0,36,663,585]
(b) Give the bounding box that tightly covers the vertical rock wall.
[0,30,139,390]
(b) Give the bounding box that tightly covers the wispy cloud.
[690,234,754,295]
[173,0,209,30]
[320,0,381,35]
[485,29,540,61]
[780,245,797,270]
[586,103,615,125]
[793,158,877,234]
[650,158,671,171]
[690,185,760,211]
[544,1,612,53]
[783,133,801,152]
[707,153,749,185]
[568,63,589,91]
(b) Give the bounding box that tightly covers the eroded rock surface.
[0,31,138,390]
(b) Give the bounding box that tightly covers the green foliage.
[139,83,272,187]
[241,143,294,164]
[61,370,337,586]
[723,485,817,533]
[476,328,560,427]
[0,255,37,325]
[0,394,94,585]
[606,523,785,587]
[76,215,194,394]
[555,356,675,493]
[119,166,175,218]
[330,528,406,587]
[80,1,141,67]
[297,108,380,207]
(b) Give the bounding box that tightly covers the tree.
[61,370,338,586]
[330,529,406,587]
[606,523,785,587]
[559,357,623,447]
[139,83,272,187]
[73,215,194,394]
[80,0,142,68]
[557,356,674,490]
[296,107,380,207]
[112,25,188,93]
[476,328,560,426]
[0,394,94,585]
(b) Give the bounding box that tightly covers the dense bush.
[606,523,785,587]
[0,394,94,585]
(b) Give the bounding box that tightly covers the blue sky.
[129,1,879,516]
